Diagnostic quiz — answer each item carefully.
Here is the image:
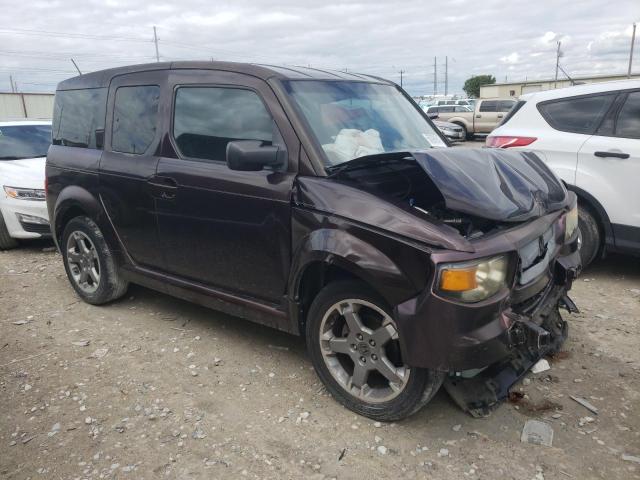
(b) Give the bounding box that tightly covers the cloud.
[0,0,638,96]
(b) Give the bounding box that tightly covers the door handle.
[497,114,504,118]
[476,115,482,118]
[594,151,630,159]
[147,175,178,188]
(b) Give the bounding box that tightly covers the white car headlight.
[437,255,510,303]
[564,205,578,242]
[3,185,46,201]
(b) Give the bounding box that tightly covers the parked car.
[0,120,52,249]
[487,80,640,266]
[432,119,466,142]
[47,62,580,420]
[427,99,516,139]
[436,99,472,106]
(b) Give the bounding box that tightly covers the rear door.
[577,90,640,249]
[154,70,299,304]
[99,71,164,268]
[474,100,499,133]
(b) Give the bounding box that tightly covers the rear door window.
[173,87,273,162]
[479,100,497,112]
[615,91,640,139]
[538,94,615,134]
[112,85,160,154]
[498,100,515,112]
[52,88,107,149]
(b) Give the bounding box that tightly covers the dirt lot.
[1,239,639,480]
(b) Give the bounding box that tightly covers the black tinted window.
[616,91,640,139]
[538,94,615,134]
[479,101,497,112]
[454,106,469,112]
[173,87,273,162]
[0,125,51,160]
[112,86,160,154]
[440,106,454,113]
[498,100,515,112]
[52,88,107,149]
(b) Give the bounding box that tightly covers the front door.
[577,89,640,250]
[155,71,298,304]
[99,72,164,268]
[474,100,499,133]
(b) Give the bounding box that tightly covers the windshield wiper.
[326,151,414,178]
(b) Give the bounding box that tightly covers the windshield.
[0,124,51,160]
[284,80,445,166]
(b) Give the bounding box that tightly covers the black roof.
[57,61,389,90]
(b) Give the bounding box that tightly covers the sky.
[1,0,639,96]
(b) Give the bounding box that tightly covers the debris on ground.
[569,395,599,415]
[521,420,554,447]
[531,359,551,374]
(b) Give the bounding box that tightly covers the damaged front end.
[303,148,582,416]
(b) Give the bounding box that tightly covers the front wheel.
[0,212,18,250]
[61,216,128,305]
[306,281,444,421]
[577,206,601,267]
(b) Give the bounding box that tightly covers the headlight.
[564,205,578,242]
[3,186,46,201]
[437,255,509,303]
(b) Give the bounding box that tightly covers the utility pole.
[629,22,637,78]
[9,75,15,93]
[153,26,160,62]
[444,56,448,96]
[399,69,404,88]
[554,41,561,88]
[433,56,437,96]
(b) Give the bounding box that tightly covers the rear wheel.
[61,216,128,305]
[577,206,601,267]
[0,212,18,250]
[306,281,444,421]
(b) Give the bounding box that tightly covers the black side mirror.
[226,140,286,172]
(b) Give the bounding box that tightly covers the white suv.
[0,120,52,249]
[487,80,640,266]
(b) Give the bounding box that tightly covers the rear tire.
[61,216,128,305]
[306,280,444,421]
[0,213,18,250]
[577,206,601,267]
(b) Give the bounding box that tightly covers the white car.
[0,120,52,249]
[487,80,640,266]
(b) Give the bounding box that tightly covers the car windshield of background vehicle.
[0,125,52,160]
[284,80,445,166]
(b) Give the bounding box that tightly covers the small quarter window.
[112,85,160,154]
[173,87,274,162]
[615,91,640,139]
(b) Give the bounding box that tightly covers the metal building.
[0,92,54,121]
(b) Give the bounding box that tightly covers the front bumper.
[442,130,465,142]
[394,241,581,372]
[0,197,51,239]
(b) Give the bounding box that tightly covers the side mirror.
[226,140,286,172]
[427,112,439,120]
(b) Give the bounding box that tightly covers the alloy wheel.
[66,231,100,294]
[319,299,410,403]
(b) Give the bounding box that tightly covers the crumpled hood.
[411,148,568,221]
[0,157,46,190]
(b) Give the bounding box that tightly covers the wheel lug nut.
[350,344,356,350]
[360,356,366,363]
[356,334,363,341]
[369,340,375,346]
[371,354,377,360]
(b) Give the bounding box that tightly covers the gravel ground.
[1,240,639,480]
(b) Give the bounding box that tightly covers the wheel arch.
[288,228,423,335]
[564,183,614,248]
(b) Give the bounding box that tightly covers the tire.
[61,216,128,305]
[0,212,18,250]
[577,206,601,268]
[306,280,445,421]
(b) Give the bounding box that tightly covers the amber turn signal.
[439,267,478,292]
